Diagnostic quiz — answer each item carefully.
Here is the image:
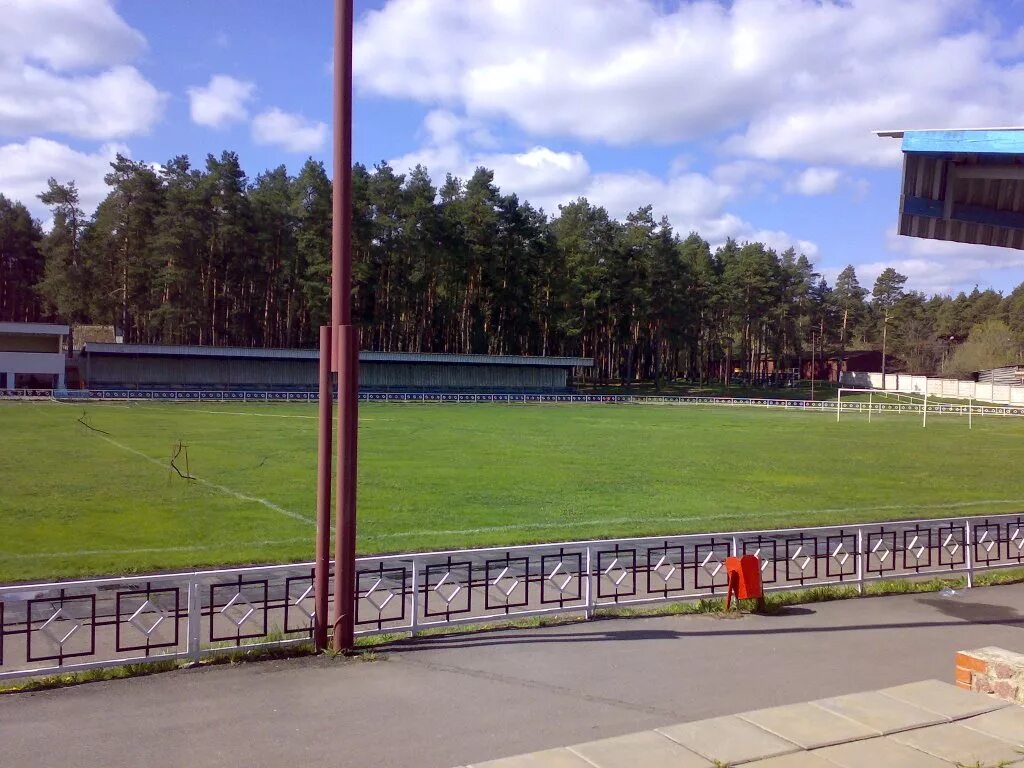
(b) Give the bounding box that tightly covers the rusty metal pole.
[333,324,358,651]
[331,0,358,653]
[313,324,333,651]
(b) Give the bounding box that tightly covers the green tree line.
[2,150,1023,380]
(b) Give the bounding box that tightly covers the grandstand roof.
[81,343,593,368]
[0,322,69,336]
[877,128,1024,250]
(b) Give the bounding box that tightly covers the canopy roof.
[81,343,593,368]
[878,128,1024,250]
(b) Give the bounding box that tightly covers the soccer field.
[2,400,1023,583]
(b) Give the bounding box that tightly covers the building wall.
[83,353,571,391]
[86,354,316,388]
[361,362,566,390]
[0,332,60,353]
[0,350,65,389]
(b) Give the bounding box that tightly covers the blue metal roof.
[81,343,593,368]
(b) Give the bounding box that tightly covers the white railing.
[2,512,1022,680]
[3,388,1023,416]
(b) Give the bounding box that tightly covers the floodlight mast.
[315,0,358,653]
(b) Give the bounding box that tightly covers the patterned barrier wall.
[2,513,1023,680]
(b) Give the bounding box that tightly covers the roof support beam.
[904,195,1024,230]
[951,164,1024,181]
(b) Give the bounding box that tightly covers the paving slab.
[657,715,799,765]
[567,730,712,768]
[959,706,1024,747]
[890,723,1022,766]
[814,690,948,734]
[743,752,836,768]
[470,748,593,768]
[738,702,878,749]
[878,679,1009,720]
[814,737,954,768]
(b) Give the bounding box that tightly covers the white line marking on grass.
[177,408,317,419]
[0,537,312,561]
[360,498,1024,540]
[7,499,1023,563]
[54,401,317,419]
[94,433,314,526]
[57,404,385,422]
[179,409,388,422]
[49,400,132,409]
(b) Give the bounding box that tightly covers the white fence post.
[187,575,202,664]
[409,557,420,636]
[855,528,864,595]
[964,520,974,589]
[584,546,595,620]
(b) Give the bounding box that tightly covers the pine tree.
[0,195,45,322]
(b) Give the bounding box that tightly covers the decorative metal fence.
[2,513,1023,680]
[4,388,1024,416]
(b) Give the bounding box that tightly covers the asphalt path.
[3,583,1023,768]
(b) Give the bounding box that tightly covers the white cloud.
[390,114,816,256]
[868,229,1024,294]
[188,75,255,128]
[787,167,841,196]
[356,0,1024,167]
[482,147,591,198]
[0,0,164,140]
[1,0,145,71]
[419,109,497,149]
[711,160,780,186]
[0,65,165,140]
[0,137,125,221]
[251,109,327,153]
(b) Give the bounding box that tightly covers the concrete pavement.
[2,584,1023,768]
[473,681,1023,767]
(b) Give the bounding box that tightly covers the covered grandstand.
[78,343,593,393]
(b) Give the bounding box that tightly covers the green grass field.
[2,399,1023,583]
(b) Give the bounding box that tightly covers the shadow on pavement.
[384,600,1024,653]
[766,606,816,616]
[915,597,1023,624]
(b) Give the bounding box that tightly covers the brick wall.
[956,646,1024,704]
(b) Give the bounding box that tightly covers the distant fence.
[5,388,1024,416]
[2,512,1023,680]
[841,371,1024,406]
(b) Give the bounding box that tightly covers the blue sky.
[5,0,1024,296]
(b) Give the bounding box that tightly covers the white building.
[0,322,69,390]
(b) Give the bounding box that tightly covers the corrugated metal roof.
[0,322,69,335]
[359,351,593,367]
[81,343,593,368]
[881,129,1024,250]
[84,343,318,360]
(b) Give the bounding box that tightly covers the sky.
[4,0,1024,297]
